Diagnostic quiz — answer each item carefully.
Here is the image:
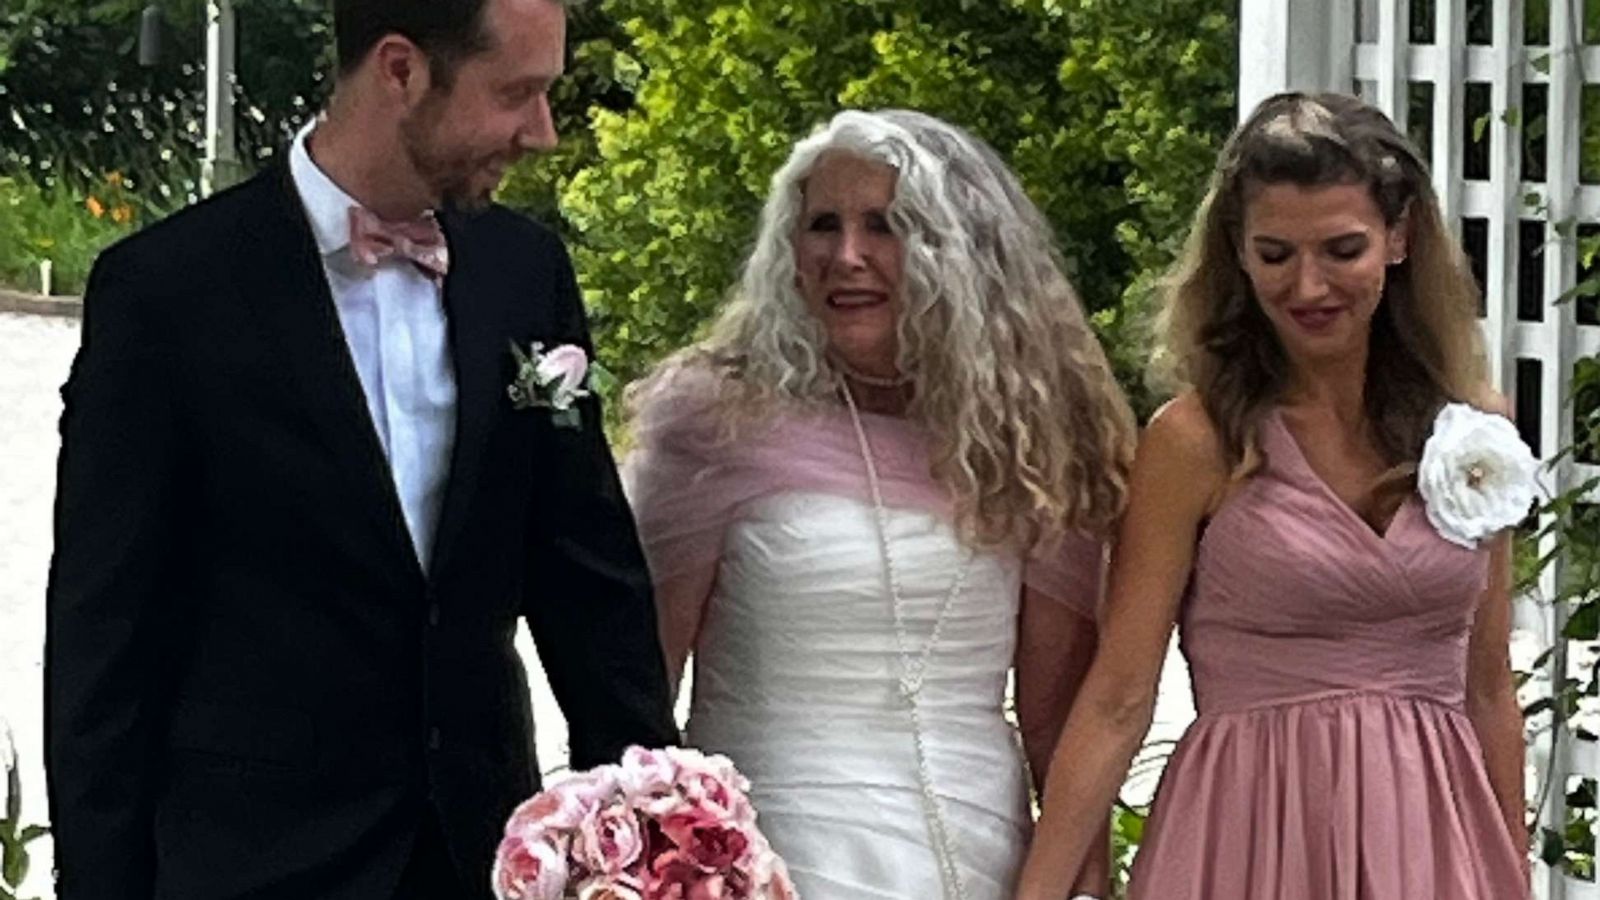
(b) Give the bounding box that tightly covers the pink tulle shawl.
[623,369,1104,620]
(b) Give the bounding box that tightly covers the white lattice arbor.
[1240,1,1600,897]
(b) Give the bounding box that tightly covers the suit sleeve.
[45,252,182,900]
[521,239,679,769]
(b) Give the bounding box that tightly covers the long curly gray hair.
[633,108,1136,547]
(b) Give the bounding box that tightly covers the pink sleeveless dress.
[1127,409,1529,899]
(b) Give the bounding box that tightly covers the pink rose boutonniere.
[508,341,615,429]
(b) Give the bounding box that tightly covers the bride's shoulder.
[627,357,744,452]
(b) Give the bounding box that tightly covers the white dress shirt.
[289,122,457,573]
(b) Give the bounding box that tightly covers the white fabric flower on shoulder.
[1418,402,1540,549]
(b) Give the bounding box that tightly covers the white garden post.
[1237,0,1356,119]
[201,0,243,196]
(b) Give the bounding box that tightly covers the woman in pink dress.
[1014,92,1533,899]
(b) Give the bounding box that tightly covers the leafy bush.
[1524,344,1600,882]
[0,0,331,202]
[0,0,630,287]
[0,173,159,295]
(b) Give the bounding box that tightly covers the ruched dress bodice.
[687,492,1031,900]
[1128,409,1529,899]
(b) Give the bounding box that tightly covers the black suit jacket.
[44,164,679,900]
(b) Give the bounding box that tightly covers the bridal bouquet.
[492,746,797,900]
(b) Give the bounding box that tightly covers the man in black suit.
[44,0,678,896]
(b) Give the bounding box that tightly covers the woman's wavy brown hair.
[1155,91,1487,476]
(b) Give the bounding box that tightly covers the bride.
[625,109,1134,900]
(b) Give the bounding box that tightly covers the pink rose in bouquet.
[510,783,593,833]
[616,745,678,805]
[675,763,756,830]
[493,831,569,900]
[658,811,749,873]
[560,766,624,813]
[573,800,646,875]
[492,746,796,900]
[646,850,731,900]
[576,874,645,900]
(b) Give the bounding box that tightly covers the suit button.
[428,727,442,751]
[427,603,440,626]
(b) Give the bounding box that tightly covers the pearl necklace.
[841,381,971,900]
[832,356,913,389]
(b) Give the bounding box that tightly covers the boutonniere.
[507,341,613,429]
[1418,402,1540,548]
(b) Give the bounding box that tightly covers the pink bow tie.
[347,207,450,280]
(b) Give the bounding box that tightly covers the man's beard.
[400,99,497,214]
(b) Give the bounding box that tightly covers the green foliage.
[1583,86,1600,186]
[561,0,1237,410]
[0,1,631,288]
[2,3,1239,420]
[1110,802,1147,898]
[496,4,640,237]
[0,725,49,900]
[0,0,332,202]
[1521,291,1600,879]
[0,174,159,294]
[0,0,329,293]
[1488,45,1600,874]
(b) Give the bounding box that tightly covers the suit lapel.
[429,212,505,579]
[234,164,425,587]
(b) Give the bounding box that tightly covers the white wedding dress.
[684,490,1032,900]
